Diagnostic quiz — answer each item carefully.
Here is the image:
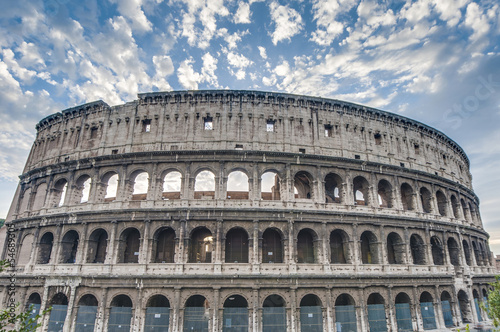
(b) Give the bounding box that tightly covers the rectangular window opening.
[235,144,243,150]
[204,117,213,130]
[299,148,306,154]
[112,149,118,155]
[414,144,420,155]
[324,125,333,137]
[374,133,382,145]
[90,127,98,139]
[355,155,361,160]
[142,119,151,132]
[266,120,275,132]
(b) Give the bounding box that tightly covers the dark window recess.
[355,155,361,160]
[299,148,306,154]
[400,163,405,167]
[204,116,213,130]
[324,124,333,137]
[266,120,275,132]
[170,145,178,151]
[112,149,118,155]
[374,133,382,145]
[142,119,152,132]
[90,127,98,139]
[235,144,243,150]
[414,144,420,155]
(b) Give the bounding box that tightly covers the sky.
[0,0,499,252]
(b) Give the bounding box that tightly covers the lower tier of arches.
[0,276,493,332]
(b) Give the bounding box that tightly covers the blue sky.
[1,0,500,252]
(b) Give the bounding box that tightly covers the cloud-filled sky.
[1,0,500,251]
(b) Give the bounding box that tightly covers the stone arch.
[436,190,448,216]
[300,294,323,332]
[387,232,405,264]
[73,174,92,204]
[37,232,53,264]
[75,294,99,332]
[394,292,412,332]
[353,176,370,206]
[461,198,469,221]
[410,234,426,265]
[189,227,213,263]
[152,227,176,263]
[59,230,79,264]
[360,231,379,264]
[48,292,69,331]
[102,171,119,201]
[400,182,414,210]
[131,170,149,200]
[294,171,313,199]
[447,237,460,266]
[87,228,108,263]
[18,187,32,213]
[450,194,460,219]
[194,169,216,199]
[297,228,318,263]
[18,234,34,266]
[31,182,48,211]
[109,295,133,332]
[227,169,250,200]
[325,172,342,203]
[52,178,68,207]
[162,170,182,200]
[262,228,283,263]
[472,240,482,266]
[431,236,444,265]
[420,187,432,213]
[377,179,393,208]
[145,295,170,331]
[223,295,249,331]
[457,290,472,323]
[330,229,350,264]
[184,295,210,332]
[461,240,472,266]
[440,291,454,327]
[263,295,287,331]
[335,294,357,332]
[225,227,249,263]
[118,228,141,263]
[367,293,387,332]
[261,170,281,200]
[419,291,437,330]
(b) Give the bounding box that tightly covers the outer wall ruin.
[0,90,495,331]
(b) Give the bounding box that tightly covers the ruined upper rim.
[35,89,469,167]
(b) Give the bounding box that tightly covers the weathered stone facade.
[0,90,495,331]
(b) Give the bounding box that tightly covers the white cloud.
[310,0,356,46]
[153,55,174,77]
[226,51,252,80]
[234,1,251,24]
[108,0,152,32]
[431,0,469,27]
[217,28,248,49]
[464,2,490,42]
[201,52,219,87]
[269,2,304,45]
[258,46,267,59]
[177,58,201,89]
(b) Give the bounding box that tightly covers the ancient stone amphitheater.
[1,90,495,332]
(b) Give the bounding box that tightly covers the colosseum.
[0,90,496,332]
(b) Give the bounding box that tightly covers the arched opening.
[469,203,477,223]
[458,290,472,323]
[75,294,98,332]
[194,170,216,199]
[360,231,379,264]
[104,172,119,201]
[377,179,393,208]
[330,230,349,264]
[325,173,342,203]
[225,228,249,263]
[472,241,481,266]
[87,229,108,263]
[335,294,357,331]
[261,171,280,200]
[18,234,34,266]
[19,188,31,213]
[420,187,432,213]
[162,171,182,200]
[227,170,249,200]
[447,238,460,266]
[482,289,490,318]
[478,242,486,266]
[74,175,92,204]
[436,190,448,216]
[300,294,322,332]
[395,292,412,332]
[53,178,68,207]
[32,183,48,211]
[25,293,42,330]
[294,171,313,199]
[353,176,370,206]
[223,295,248,332]
[462,240,472,266]
[400,183,414,211]
[189,228,213,263]
[450,195,460,219]
[263,295,286,332]
[367,293,387,332]
[473,290,483,322]
[431,236,444,265]
[184,295,209,331]
[387,232,405,264]
[410,234,426,265]
[59,230,79,264]
[420,292,436,330]
[262,228,283,263]
[297,229,317,263]
[153,228,176,263]
[145,295,170,331]
[119,228,141,263]
[441,291,454,327]
[48,293,68,331]
[132,171,149,200]
[461,199,469,221]
[37,232,53,264]
[109,295,133,332]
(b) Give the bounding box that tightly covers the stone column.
[140,220,151,264]
[76,222,89,265]
[252,220,260,274]
[106,221,118,264]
